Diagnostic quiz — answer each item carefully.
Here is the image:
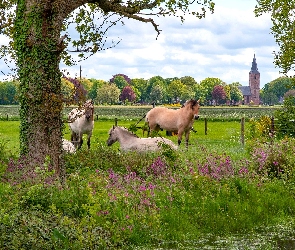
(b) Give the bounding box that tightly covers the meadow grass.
[0,119,247,156]
[2,115,295,248]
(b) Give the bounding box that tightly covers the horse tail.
[135,113,146,126]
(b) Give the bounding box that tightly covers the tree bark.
[15,0,66,178]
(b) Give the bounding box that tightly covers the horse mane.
[183,99,199,109]
[116,126,139,138]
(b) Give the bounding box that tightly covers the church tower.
[249,54,260,105]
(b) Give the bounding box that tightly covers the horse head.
[84,99,94,121]
[184,99,200,120]
[107,125,117,146]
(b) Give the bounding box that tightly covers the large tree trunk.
[15,0,65,179]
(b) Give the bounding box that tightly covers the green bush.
[275,96,295,138]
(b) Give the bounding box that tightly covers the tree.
[110,75,129,91]
[255,1,295,74]
[167,79,185,103]
[0,80,19,104]
[261,77,294,104]
[131,78,147,103]
[150,84,164,104]
[96,83,120,104]
[275,96,295,138]
[227,82,243,104]
[180,76,197,88]
[284,89,295,98]
[62,76,88,104]
[110,74,131,85]
[0,0,214,178]
[61,77,75,102]
[212,85,226,105]
[180,86,195,102]
[88,79,107,101]
[120,85,136,103]
[147,76,166,102]
[199,77,225,105]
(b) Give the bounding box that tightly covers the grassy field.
[3,106,295,249]
[0,118,246,157]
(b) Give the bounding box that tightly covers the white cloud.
[1,1,285,87]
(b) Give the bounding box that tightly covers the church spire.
[250,54,259,73]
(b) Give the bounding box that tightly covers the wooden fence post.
[240,117,245,146]
[6,114,8,121]
[205,118,207,135]
[115,118,118,126]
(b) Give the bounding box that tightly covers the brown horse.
[68,99,94,149]
[145,99,200,147]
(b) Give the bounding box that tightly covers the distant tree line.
[1,74,294,106]
[260,77,295,105]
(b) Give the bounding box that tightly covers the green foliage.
[0,80,19,105]
[128,123,138,133]
[248,138,295,180]
[247,115,272,142]
[274,96,295,138]
[96,83,120,105]
[2,141,295,248]
[261,77,294,105]
[255,1,295,73]
[167,79,185,102]
[199,77,225,104]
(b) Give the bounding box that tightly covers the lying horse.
[62,139,76,153]
[107,126,178,152]
[145,99,200,147]
[68,99,94,149]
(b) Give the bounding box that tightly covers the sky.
[0,0,285,88]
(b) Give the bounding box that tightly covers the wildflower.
[139,185,146,192]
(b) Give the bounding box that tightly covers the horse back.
[146,107,188,130]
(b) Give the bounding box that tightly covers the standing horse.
[145,99,200,147]
[68,99,94,149]
[107,126,178,152]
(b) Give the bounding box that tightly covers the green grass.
[3,116,295,249]
[0,119,248,157]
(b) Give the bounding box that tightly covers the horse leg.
[185,131,190,149]
[87,133,92,150]
[71,132,78,148]
[77,133,83,149]
[177,132,183,146]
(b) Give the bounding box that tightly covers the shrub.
[274,96,295,138]
[249,138,295,180]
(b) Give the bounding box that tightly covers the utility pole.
[79,65,82,80]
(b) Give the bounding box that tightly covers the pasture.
[2,105,295,249]
[0,118,245,157]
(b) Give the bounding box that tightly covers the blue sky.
[0,0,284,87]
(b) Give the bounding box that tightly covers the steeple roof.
[250,54,259,74]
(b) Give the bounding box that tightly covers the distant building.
[238,54,260,105]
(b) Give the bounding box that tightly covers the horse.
[145,99,200,148]
[107,126,178,152]
[68,99,94,149]
[62,139,76,153]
